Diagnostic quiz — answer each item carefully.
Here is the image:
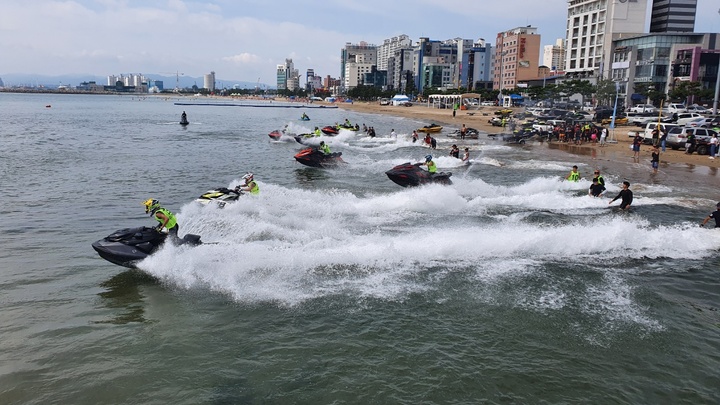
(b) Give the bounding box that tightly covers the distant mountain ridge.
[0,73,272,90]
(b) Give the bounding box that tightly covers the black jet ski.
[195,187,242,207]
[180,115,189,126]
[450,127,480,139]
[294,147,344,168]
[385,162,453,187]
[92,227,202,268]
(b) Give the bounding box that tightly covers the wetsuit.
[589,183,605,197]
[706,209,720,228]
[610,189,633,209]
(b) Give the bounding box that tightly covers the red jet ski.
[385,162,452,187]
[294,147,345,168]
[321,126,339,135]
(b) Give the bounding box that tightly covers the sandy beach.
[335,101,720,171]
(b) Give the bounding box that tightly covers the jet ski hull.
[195,187,241,207]
[385,162,452,187]
[92,226,201,268]
[294,148,344,168]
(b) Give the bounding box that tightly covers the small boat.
[385,162,452,187]
[417,124,443,133]
[45,105,52,108]
[294,147,344,168]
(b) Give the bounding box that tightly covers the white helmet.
[242,172,254,181]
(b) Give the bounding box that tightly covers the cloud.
[222,53,262,65]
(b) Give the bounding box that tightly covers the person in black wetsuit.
[700,202,720,228]
[609,181,633,210]
[588,178,605,197]
[449,144,460,159]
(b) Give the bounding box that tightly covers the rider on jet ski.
[420,154,437,174]
[319,141,332,155]
[143,198,179,240]
[236,172,259,195]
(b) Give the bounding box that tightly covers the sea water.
[1,93,719,404]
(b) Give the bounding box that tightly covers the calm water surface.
[1,93,719,404]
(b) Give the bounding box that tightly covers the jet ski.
[92,226,202,268]
[337,124,359,131]
[450,127,480,139]
[195,187,242,207]
[180,115,189,126]
[268,130,283,140]
[294,147,344,168]
[321,126,339,135]
[417,124,443,133]
[385,162,453,187]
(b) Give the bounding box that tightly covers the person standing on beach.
[709,134,717,160]
[632,133,642,159]
[651,146,660,173]
[659,128,667,152]
[609,181,633,210]
[599,126,607,147]
[453,103,458,118]
[700,202,720,228]
[685,129,695,154]
[565,165,580,182]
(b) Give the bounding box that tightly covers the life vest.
[314,129,321,136]
[428,161,437,173]
[247,180,260,195]
[321,144,331,154]
[153,207,177,229]
[568,171,580,181]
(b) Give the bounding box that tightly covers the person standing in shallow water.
[565,165,580,182]
[651,146,660,173]
[609,181,633,210]
[700,202,720,228]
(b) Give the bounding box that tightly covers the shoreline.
[336,101,720,173]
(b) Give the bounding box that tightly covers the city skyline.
[1,0,718,86]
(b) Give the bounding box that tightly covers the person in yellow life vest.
[565,165,580,182]
[421,154,437,174]
[235,172,260,195]
[313,127,321,137]
[143,198,179,239]
[319,140,331,155]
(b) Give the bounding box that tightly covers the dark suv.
[665,127,718,154]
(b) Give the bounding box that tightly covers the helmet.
[242,172,254,182]
[425,154,432,162]
[143,198,160,214]
[320,141,325,145]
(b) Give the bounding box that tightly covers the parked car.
[675,112,706,126]
[399,101,413,107]
[627,122,679,143]
[630,104,656,113]
[480,100,495,106]
[665,127,718,154]
[686,104,710,114]
[684,117,708,128]
[664,103,687,114]
[378,98,391,106]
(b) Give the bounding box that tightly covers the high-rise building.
[276,59,299,91]
[650,0,697,33]
[565,0,647,79]
[462,38,494,90]
[543,38,566,71]
[494,26,541,90]
[377,35,412,71]
[340,42,377,91]
[203,71,215,91]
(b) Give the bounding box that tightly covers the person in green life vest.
[420,154,437,174]
[319,140,331,155]
[313,126,322,137]
[565,165,580,182]
[143,198,179,240]
[235,172,260,195]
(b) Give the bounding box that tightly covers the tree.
[594,79,617,107]
[634,82,666,106]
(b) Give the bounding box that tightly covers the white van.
[665,103,687,114]
[632,122,679,144]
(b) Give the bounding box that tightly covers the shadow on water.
[94,270,160,325]
[293,167,330,185]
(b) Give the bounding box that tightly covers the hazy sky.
[1,0,719,85]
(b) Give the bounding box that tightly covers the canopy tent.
[427,93,482,109]
[391,94,410,106]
